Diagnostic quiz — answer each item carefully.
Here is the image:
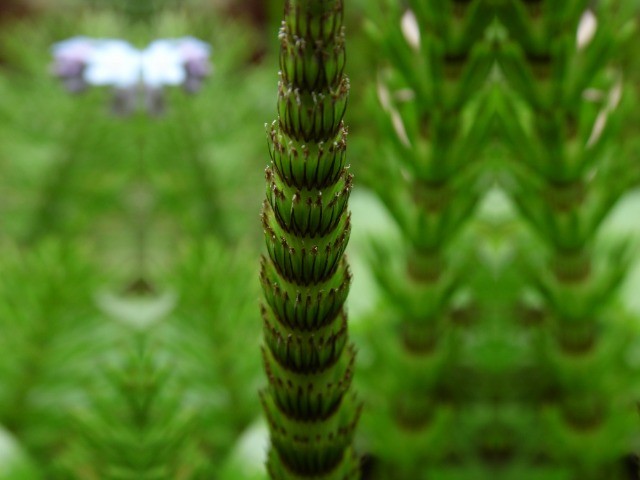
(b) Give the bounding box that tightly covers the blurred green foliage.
[0,1,639,479]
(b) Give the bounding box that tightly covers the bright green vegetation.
[0,1,639,480]
[260,1,360,479]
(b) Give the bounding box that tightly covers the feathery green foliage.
[0,5,271,478]
[361,1,494,476]
[259,1,361,478]
[496,1,640,477]
[66,335,198,480]
[359,1,640,478]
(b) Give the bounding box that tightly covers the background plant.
[358,1,495,477]
[495,0,640,478]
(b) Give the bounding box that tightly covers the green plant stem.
[259,1,361,479]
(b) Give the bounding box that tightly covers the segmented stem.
[260,1,360,479]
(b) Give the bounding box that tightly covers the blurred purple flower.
[51,36,212,114]
[84,40,142,89]
[178,37,212,93]
[51,36,94,92]
[142,40,186,88]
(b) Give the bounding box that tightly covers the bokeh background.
[1,1,640,479]
[0,1,388,478]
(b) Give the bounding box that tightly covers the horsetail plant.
[496,1,640,477]
[361,1,494,476]
[259,1,361,479]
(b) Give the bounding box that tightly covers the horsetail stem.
[260,1,361,479]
